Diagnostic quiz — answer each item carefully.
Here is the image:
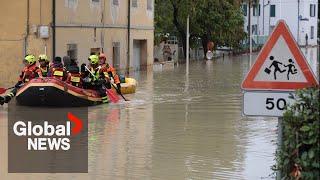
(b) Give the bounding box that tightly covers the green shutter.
[258,5,261,16]
[270,5,276,17]
[243,4,248,16]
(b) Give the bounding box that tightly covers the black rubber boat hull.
[16,78,103,107]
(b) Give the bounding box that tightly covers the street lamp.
[263,0,270,36]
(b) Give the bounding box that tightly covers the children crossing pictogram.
[264,56,298,81]
[241,20,318,91]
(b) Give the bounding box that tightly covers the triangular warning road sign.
[242,20,318,91]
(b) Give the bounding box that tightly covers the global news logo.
[12,112,83,151]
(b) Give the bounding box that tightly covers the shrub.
[273,87,319,179]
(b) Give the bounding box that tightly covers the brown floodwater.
[0,47,318,179]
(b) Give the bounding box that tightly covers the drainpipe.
[127,0,131,74]
[24,0,30,56]
[249,0,252,66]
[52,0,56,58]
[101,0,105,52]
[297,0,300,45]
[263,0,264,35]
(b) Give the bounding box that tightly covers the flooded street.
[1,48,318,179]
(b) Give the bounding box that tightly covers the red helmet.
[99,53,106,65]
[99,53,106,59]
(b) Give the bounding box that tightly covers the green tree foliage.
[273,87,320,179]
[155,0,245,57]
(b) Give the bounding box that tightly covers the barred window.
[147,0,153,11]
[113,0,119,6]
[66,0,77,8]
[132,0,138,8]
[310,4,316,17]
[67,44,77,60]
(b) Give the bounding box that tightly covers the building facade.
[0,0,154,84]
[242,0,318,46]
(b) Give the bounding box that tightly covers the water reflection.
[0,47,318,179]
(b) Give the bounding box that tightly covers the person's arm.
[15,81,23,88]
[36,68,43,78]
[47,67,52,77]
[66,73,71,83]
[18,71,24,82]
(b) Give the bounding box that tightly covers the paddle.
[84,66,119,103]
[111,83,130,101]
[0,86,15,94]
[106,89,119,103]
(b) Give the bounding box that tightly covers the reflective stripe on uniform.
[70,76,81,83]
[40,67,48,76]
[53,70,64,76]
[101,96,109,103]
[103,72,109,78]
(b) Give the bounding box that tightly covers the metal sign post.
[186,15,190,75]
[241,20,319,179]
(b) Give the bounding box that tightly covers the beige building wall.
[0,0,154,85]
[55,0,154,72]
[0,0,52,85]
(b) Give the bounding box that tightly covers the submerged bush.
[273,87,319,179]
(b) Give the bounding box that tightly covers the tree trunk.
[201,33,211,56]
[171,2,187,59]
[201,36,208,56]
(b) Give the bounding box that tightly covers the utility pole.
[127,0,131,75]
[263,0,270,36]
[186,15,190,75]
[279,0,282,19]
[249,0,252,66]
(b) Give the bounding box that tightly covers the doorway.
[132,40,147,71]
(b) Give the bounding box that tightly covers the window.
[113,0,119,6]
[310,4,316,17]
[90,48,101,55]
[147,0,153,11]
[132,0,137,8]
[113,42,120,69]
[270,5,276,17]
[66,0,77,8]
[253,4,260,16]
[252,25,258,35]
[67,44,77,61]
[311,26,314,39]
[242,4,248,16]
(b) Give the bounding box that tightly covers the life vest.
[104,65,120,84]
[19,64,42,83]
[98,65,110,80]
[67,72,82,87]
[82,66,101,87]
[39,66,49,77]
[113,74,120,84]
[51,67,65,81]
[90,66,101,82]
